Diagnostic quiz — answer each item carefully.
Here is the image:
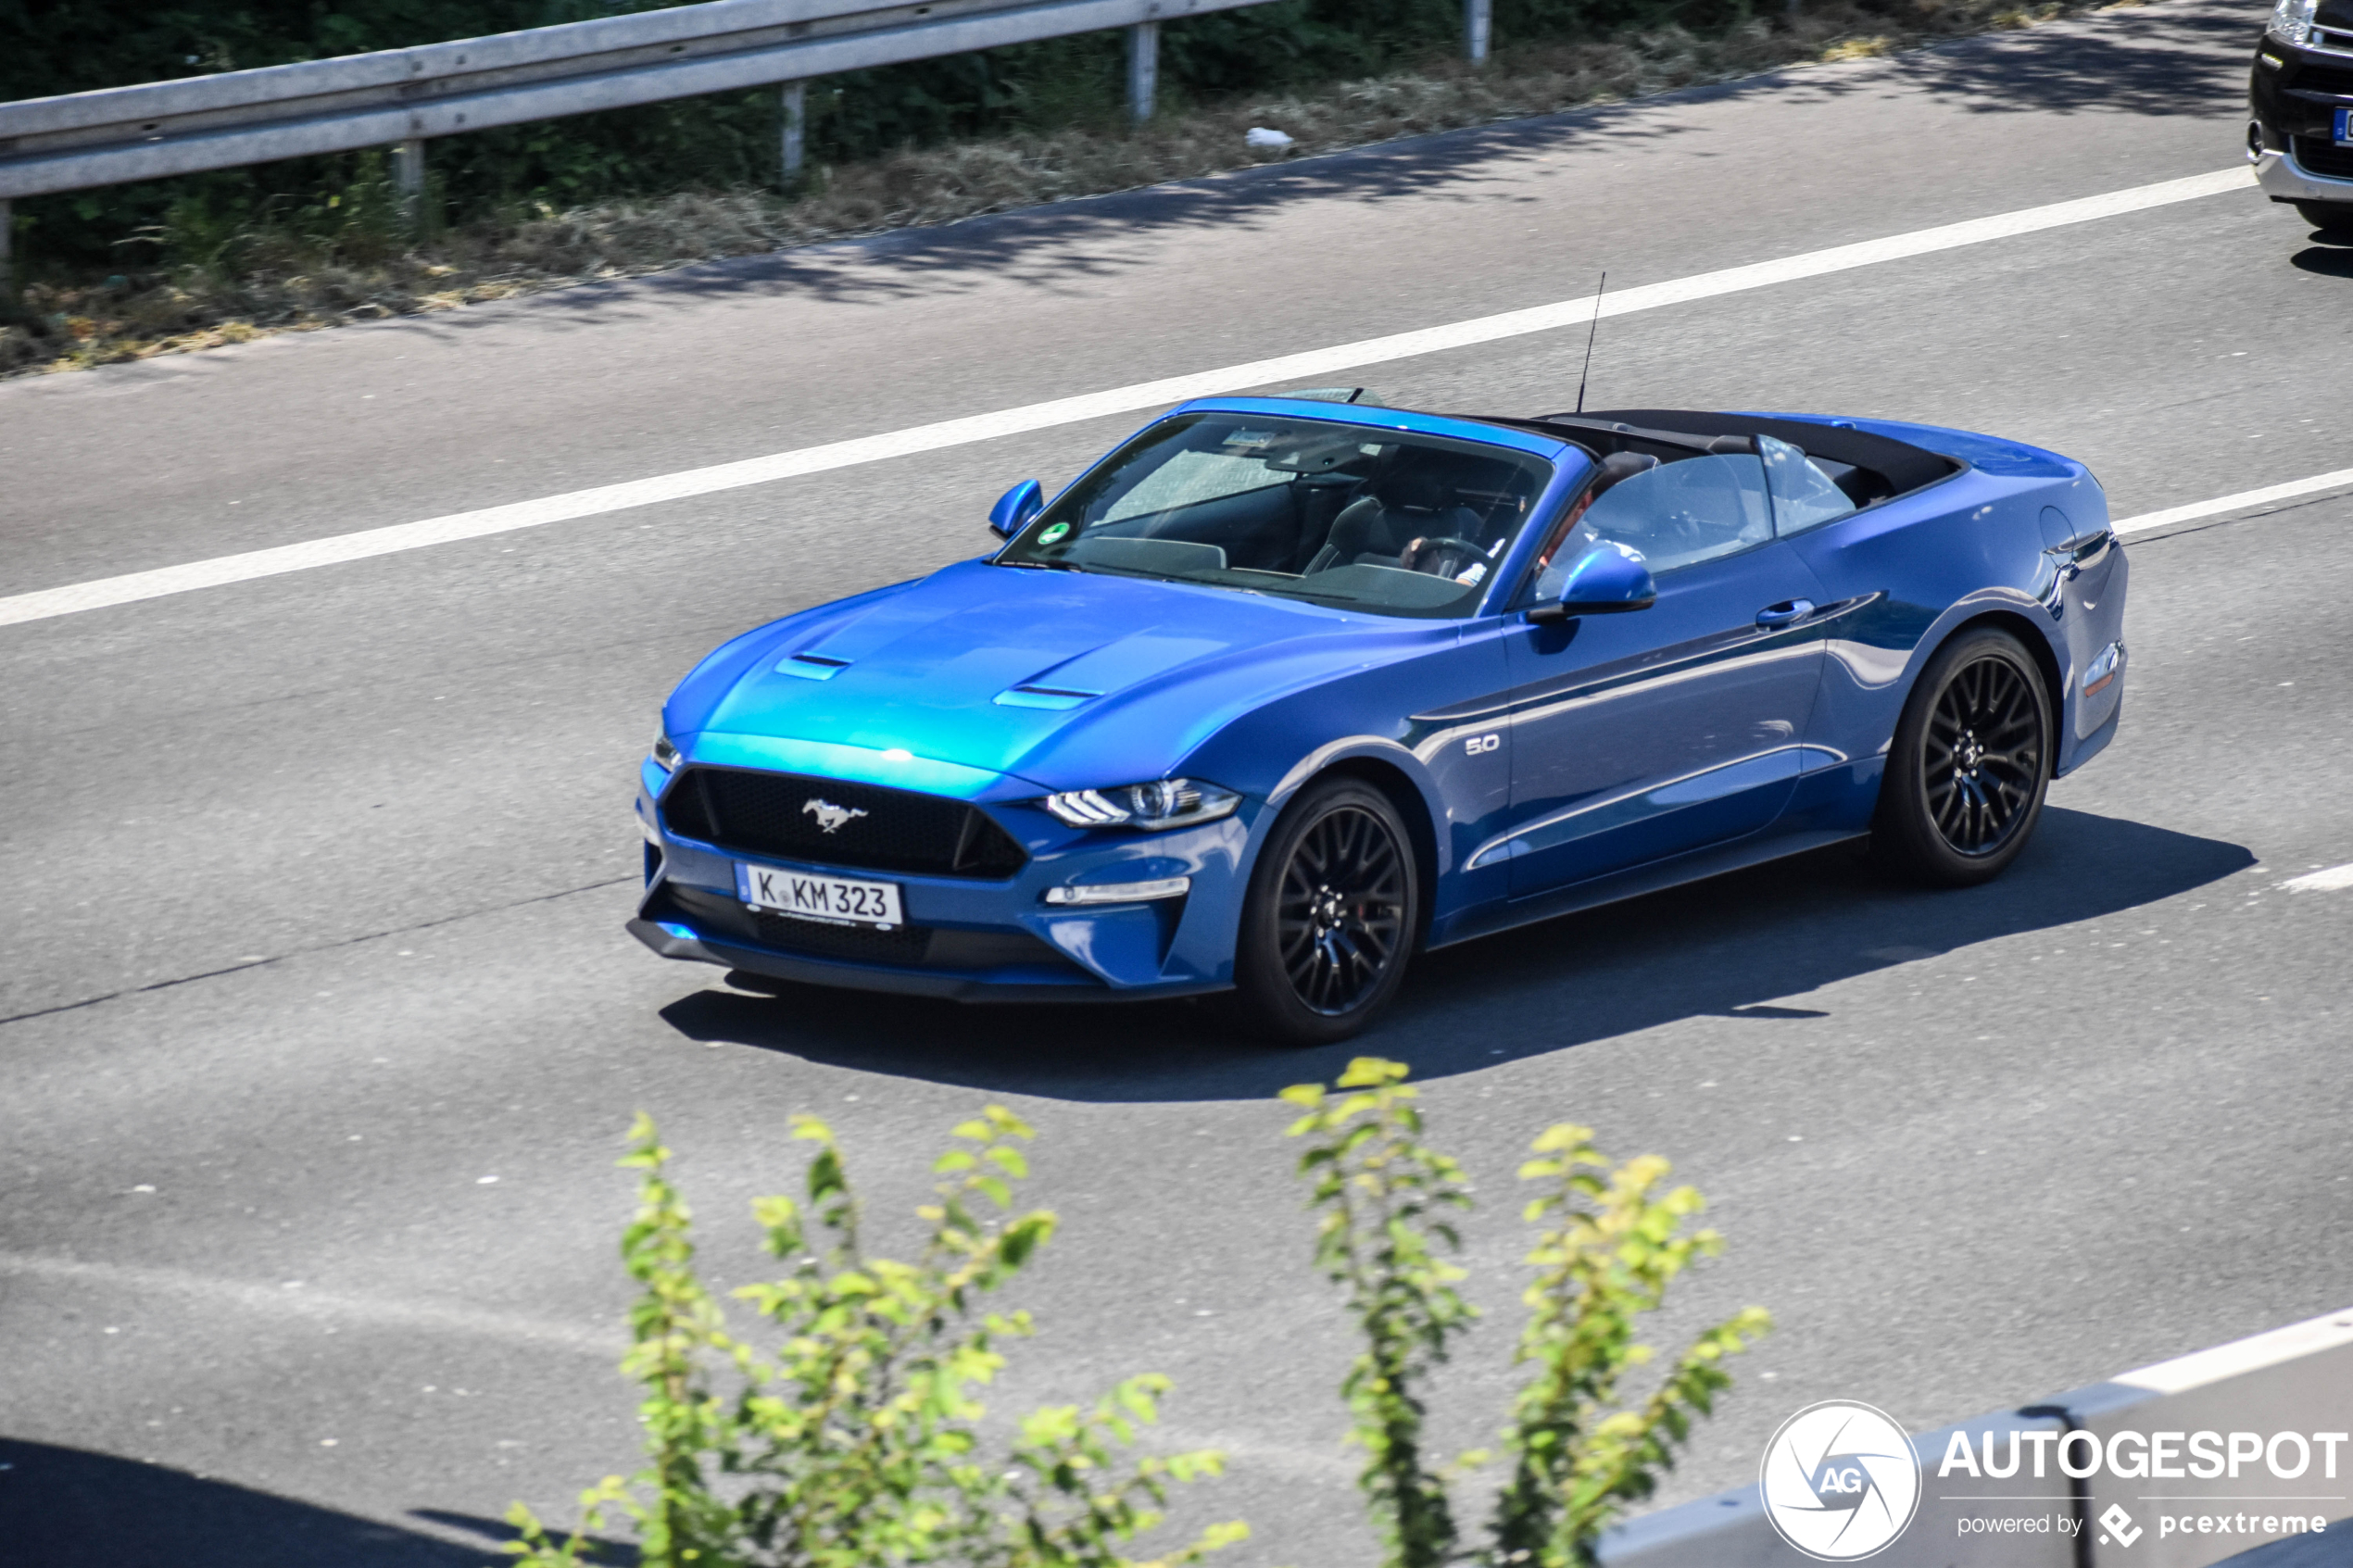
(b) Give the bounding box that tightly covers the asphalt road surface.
[5,2,2351,1562]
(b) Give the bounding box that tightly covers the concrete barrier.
[2061,1308,2353,1567]
[1598,1307,2353,1568]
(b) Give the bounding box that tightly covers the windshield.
[995,413,1558,618]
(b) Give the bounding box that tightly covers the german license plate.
[736,862,903,927]
[2338,107,2353,145]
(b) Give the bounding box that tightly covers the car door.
[1496,452,1830,897]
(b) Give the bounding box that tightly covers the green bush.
[1283,1059,1771,1568]
[506,1110,1245,1568]
[518,1060,1765,1568]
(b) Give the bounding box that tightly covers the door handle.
[1755,599,1815,628]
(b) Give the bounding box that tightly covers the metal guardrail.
[0,0,1498,282]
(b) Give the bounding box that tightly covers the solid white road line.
[2111,466,2353,536]
[0,166,2256,630]
[2280,863,2353,893]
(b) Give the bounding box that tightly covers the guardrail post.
[1126,20,1159,124]
[392,137,426,232]
[1465,0,1491,62]
[780,81,807,184]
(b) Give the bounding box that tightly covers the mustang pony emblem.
[802,798,869,834]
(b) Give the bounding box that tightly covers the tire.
[2296,202,2353,235]
[1224,777,1420,1045]
[1871,628,2052,887]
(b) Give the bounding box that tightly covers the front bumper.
[2252,144,2353,205]
[2250,40,2353,206]
[629,755,1260,1002]
[624,915,1227,1002]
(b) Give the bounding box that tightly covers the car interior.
[1043,420,1553,612]
[1012,407,1962,614]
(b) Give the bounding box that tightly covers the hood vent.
[994,684,1102,711]
[777,652,851,682]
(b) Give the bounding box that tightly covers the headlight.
[652,733,681,771]
[2268,0,2315,46]
[1041,778,1241,831]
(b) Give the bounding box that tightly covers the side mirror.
[1526,543,1656,624]
[988,480,1045,538]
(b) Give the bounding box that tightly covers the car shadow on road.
[657,806,2253,1104]
[2289,238,2353,278]
[0,1437,572,1568]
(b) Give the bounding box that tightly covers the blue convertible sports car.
[630,395,2128,1042]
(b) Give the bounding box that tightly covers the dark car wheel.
[2296,202,2353,235]
[1225,778,1419,1045]
[1873,628,2052,887]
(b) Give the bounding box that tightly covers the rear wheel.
[1225,778,1418,1045]
[1872,628,2051,886]
[2296,201,2353,235]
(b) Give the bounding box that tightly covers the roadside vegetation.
[507,1059,1768,1568]
[2,0,2120,378]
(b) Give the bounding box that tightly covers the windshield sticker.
[1038,521,1071,545]
[1220,430,1280,451]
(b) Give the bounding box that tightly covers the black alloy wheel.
[1225,778,1419,1044]
[1925,654,2044,853]
[1874,628,2052,887]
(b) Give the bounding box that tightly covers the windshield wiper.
[996,558,1082,572]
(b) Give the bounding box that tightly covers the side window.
[1758,433,1858,536]
[1573,453,1773,575]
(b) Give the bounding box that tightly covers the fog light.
[1043,876,1190,905]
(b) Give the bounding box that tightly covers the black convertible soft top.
[1559,408,1963,501]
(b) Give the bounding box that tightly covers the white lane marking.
[2281,863,2353,893]
[0,167,2254,631]
[2113,466,2353,536]
[0,1248,619,1356]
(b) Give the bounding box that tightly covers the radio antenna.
[1574,270,1607,415]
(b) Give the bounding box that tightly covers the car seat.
[1303,464,1484,574]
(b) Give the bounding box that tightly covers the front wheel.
[1872,628,2052,886]
[1225,778,1419,1045]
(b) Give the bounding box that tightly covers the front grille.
[2293,134,2353,179]
[661,765,1026,878]
[753,909,934,962]
[2289,61,2353,96]
[650,884,1070,972]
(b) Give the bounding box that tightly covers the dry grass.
[1,0,2114,378]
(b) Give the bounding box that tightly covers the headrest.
[1592,451,1659,488]
[1375,465,1453,514]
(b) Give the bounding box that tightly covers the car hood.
[686,559,1427,792]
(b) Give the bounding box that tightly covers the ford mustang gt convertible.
[630,396,2128,1042]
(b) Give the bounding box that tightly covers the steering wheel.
[1398,535,1490,579]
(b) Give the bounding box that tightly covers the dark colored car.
[2249,0,2353,231]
